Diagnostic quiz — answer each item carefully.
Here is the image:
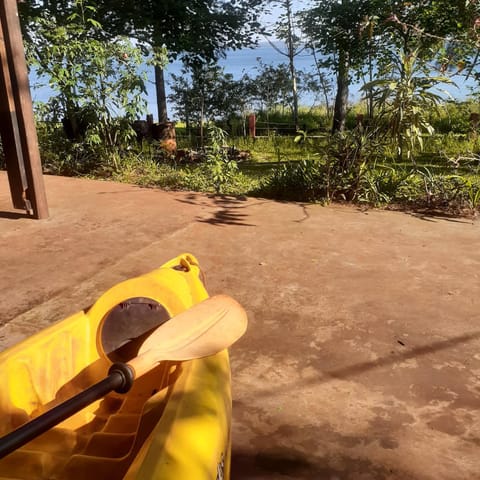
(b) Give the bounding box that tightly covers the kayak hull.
[0,254,231,479]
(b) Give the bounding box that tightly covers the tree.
[300,0,478,134]
[267,0,305,130]
[25,0,149,157]
[380,1,479,83]
[301,0,383,133]
[363,48,453,162]
[307,44,335,117]
[350,1,478,163]
[248,61,294,113]
[92,0,266,122]
[168,61,249,143]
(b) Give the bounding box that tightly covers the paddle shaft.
[0,363,134,459]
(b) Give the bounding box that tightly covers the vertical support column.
[0,0,48,219]
[0,6,28,211]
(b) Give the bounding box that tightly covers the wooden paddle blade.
[139,294,247,357]
[128,295,247,377]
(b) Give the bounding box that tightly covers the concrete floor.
[1,171,480,479]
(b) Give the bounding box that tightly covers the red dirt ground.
[1,172,479,479]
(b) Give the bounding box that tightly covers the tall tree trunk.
[332,49,349,134]
[154,64,168,123]
[367,40,374,120]
[200,94,205,148]
[285,0,299,131]
[311,46,331,118]
[185,108,190,139]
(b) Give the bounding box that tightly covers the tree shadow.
[175,194,262,227]
[231,445,399,479]
[243,329,480,401]
[231,448,315,479]
[230,330,480,479]
[174,192,205,206]
[408,210,474,224]
[322,330,480,382]
[199,207,255,227]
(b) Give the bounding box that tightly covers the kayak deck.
[0,362,175,479]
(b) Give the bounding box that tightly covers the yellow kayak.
[0,254,239,479]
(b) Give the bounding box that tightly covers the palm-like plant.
[363,48,454,163]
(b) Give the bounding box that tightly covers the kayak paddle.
[0,294,247,459]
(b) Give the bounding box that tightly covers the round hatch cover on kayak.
[100,297,170,362]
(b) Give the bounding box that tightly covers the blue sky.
[260,0,311,36]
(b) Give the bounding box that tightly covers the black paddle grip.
[0,363,134,459]
[109,362,135,393]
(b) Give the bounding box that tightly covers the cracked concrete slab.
[1,172,479,479]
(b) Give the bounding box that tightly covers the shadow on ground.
[0,210,29,220]
[175,194,262,227]
[231,446,401,480]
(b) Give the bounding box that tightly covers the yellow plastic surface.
[0,254,232,479]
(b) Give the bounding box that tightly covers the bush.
[254,107,331,135]
[422,132,480,159]
[259,159,326,201]
[430,101,474,134]
[37,121,99,175]
[258,126,387,202]
[204,126,239,194]
[322,126,388,201]
[28,0,151,172]
[413,168,477,210]
[358,167,412,205]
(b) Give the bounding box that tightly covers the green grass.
[231,135,329,163]
[102,135,480,214]
[36,127,480,214]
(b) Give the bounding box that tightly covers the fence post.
[248,113,256,139]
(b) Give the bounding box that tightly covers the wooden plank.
[0,11,29,211]
[0,0,49,218]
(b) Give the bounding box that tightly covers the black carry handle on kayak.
[0,294,247,459]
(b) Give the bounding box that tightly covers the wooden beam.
[0,7,29,211]
[0,0,49,219]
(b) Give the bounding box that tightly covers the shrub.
[358,167,412,205]
[204,126,240,194]
[322,126,387,201]
[430,101,474,134]
[260,159,325,201]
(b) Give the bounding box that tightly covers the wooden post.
[0,0,49,219]
[248,113,256,139]
[0,15,28,211]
